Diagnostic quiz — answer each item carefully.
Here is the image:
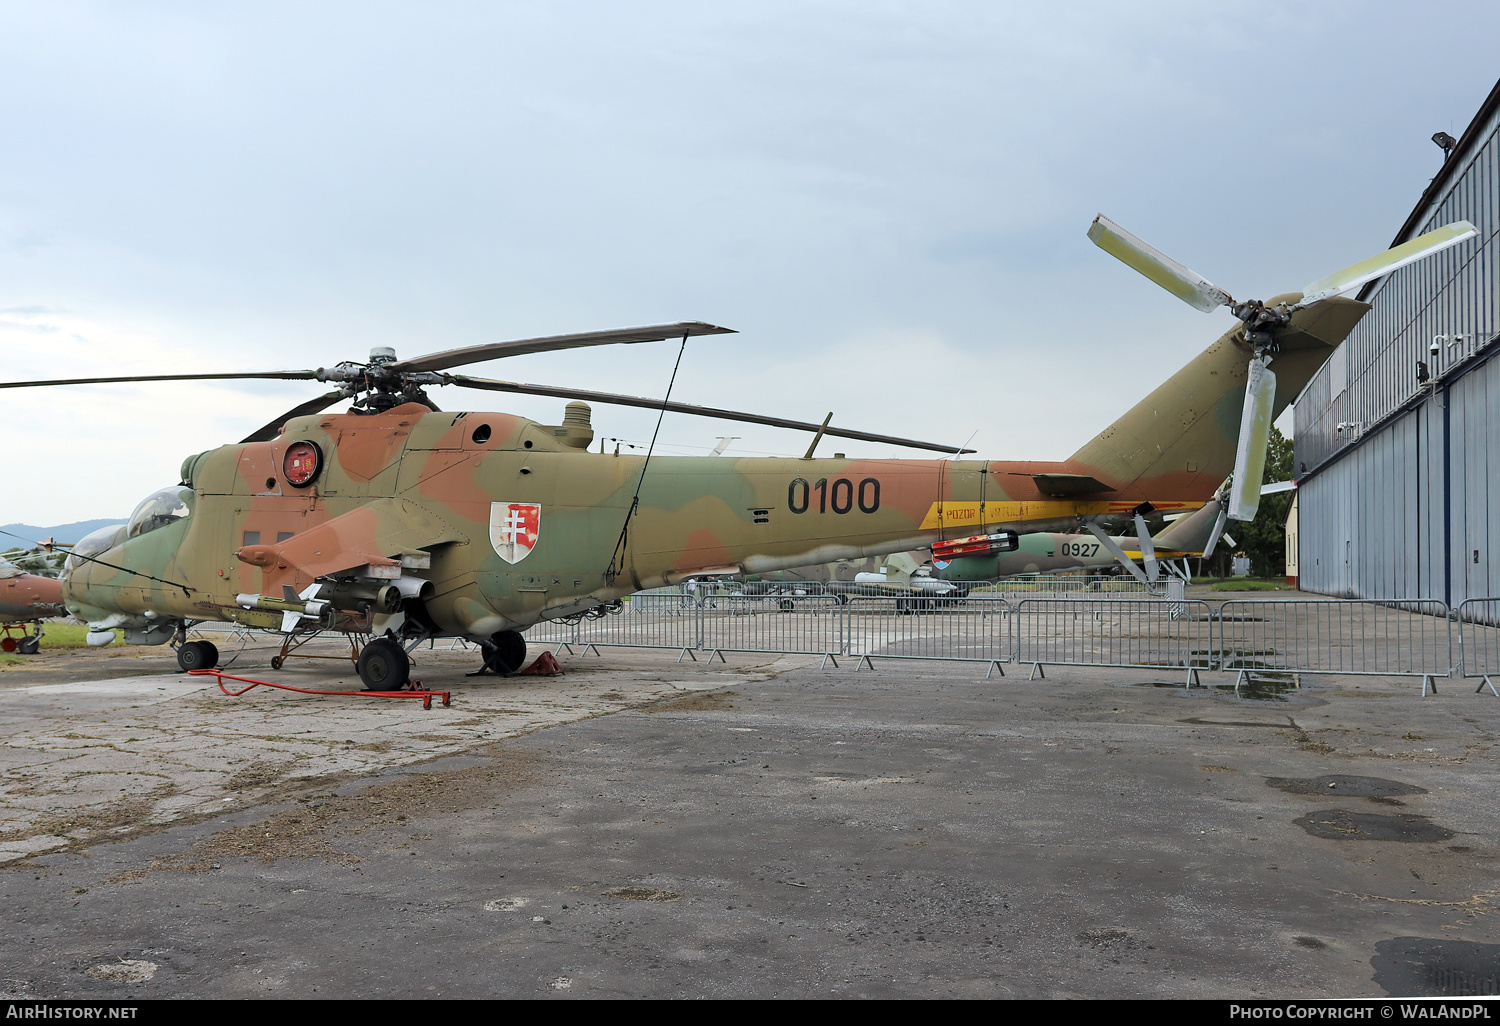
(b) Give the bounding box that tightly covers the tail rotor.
[1089,214,1478,522]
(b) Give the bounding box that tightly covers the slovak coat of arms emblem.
[489,502,541,564]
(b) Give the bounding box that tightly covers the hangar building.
[1293,77,1500,606]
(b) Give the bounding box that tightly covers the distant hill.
[0,519,127,546]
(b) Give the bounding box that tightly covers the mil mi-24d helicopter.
[3,214,1477,689]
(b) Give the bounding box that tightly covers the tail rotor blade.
[1227,356,1277,521]
[1133,513,1160,583]
[1200,502,1231,561]
[1298,220,1478,307]
[1087,215,1234,313]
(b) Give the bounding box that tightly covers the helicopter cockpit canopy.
[126,487,193,540]
[0,557,21,580]
[62,523,128,577]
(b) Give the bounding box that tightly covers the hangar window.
[126,486,193,539]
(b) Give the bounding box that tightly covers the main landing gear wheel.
[17,635,40,655]
[357,638,411,691]
[177,640,219,672]
[470,630,526,677]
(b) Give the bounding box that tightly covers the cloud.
[1,0,1497,521]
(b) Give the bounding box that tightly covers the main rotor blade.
[240,390,350,443]
[1088,214,1233,313]
[1298,220,1479,307]
[1227,356,1276,522]
[388,322,737,374]
[0,371,321,390]
[448,375,976,454]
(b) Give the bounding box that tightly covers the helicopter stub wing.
[235,498,468,596]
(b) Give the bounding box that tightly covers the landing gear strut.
[469,630,526,677]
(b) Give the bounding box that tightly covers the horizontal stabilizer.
[1030,474,1115,497]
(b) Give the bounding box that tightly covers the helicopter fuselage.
[62,299,1359,644]
[61,401,1206,641]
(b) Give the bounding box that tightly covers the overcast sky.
[2,1,1496,525]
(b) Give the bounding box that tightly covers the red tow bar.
[188,668,451,710]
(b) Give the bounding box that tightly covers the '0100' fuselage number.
[788,477,880,515]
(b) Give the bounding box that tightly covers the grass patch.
[1206,579,1291,592]
[40,624,120,649]
[1,622,116,665]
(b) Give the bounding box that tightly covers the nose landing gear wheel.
[357,638,411,690]
[469,630,526,677]
[177,640,219,672]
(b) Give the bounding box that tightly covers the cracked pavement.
[0,636,1497,998]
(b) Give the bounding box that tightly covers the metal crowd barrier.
[843,595,1010,676]
[701,595,845,666]
[510,588,1479,696]
[1217,599,1453,695]
[1454,598,1500,696]
[517,616,576,652]
[576,600,701,661]
[970,576,1156,597]
[1012,598,1214,685]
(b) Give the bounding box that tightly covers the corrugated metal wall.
[1293,92,1500,604]
[1297,100,1499,472]
[1296,325,1500,603]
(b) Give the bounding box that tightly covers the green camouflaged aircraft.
[5,215,1477,688]
[729,492,1227,597]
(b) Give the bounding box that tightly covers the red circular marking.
[283,441,322,487]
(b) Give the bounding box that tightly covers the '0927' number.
[1061,541,1100,558]
[789,477,880,514]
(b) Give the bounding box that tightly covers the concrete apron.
[0,645,783,863]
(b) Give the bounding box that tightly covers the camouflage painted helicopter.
[4,214,1477,688]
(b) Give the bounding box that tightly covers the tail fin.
[879,550,924,583]
[1067,296,1368,502]
[1152,495,1225,554]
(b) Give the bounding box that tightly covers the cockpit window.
[126,486,193,539]
[0,557,20,580]
[62,523,128,577]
